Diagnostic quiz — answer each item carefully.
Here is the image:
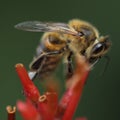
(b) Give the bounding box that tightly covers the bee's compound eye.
[92,43,104,54]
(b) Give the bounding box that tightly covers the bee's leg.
[46,47,67,55]
[65,52,73,79]
[29,48,66,81]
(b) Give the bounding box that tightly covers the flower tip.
[39,95,47,102]
[6,105,16,113]
[6,105,16,120]
[15,63,24,68]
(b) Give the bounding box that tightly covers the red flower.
[6,106,16,120]
[14,55,90,120]
[15,64,40,103]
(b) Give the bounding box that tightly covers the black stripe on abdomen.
[38,55,61,79]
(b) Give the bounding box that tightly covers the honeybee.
[15,19,111,80]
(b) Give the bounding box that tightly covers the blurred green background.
[0,0,120,120]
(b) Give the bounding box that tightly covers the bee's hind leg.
[28,49,66,81]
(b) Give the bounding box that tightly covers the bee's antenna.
[102,55,110,76]
[94,55,110,81]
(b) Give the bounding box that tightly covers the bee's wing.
[15,21,82,36]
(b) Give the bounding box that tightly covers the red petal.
[62,72,89,120]
[38,95,53,120]
[38,92,58,120]
[45,92,58,116]
[57,55,90,120]
[6,106,16,120]
[15,64,40,102]
[17,100,41,120]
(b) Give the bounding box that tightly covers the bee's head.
[84,36,111,64]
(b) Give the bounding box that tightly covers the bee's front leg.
[64,52,73,79]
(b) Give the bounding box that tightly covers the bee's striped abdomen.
[38,55,62,79]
